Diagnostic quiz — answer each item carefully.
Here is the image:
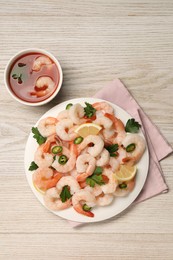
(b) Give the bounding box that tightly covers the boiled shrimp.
[102,128,116,140]
[92,102,114,115]
[56,176,80,195]
[122,134,146,164]
[37,117,58,137]
[69,103,85,125]
[78,135,104,157]
[56,119,77,141]
[76,154,96,182]
[105,113,126,144]
[52,144,77,173]
[72,190,96,217]
[44,133,62,152]
[44,187,71,211]
[69,168,80,179]
[109,147,127,171]
[93,116,113,129]
[34,143,53,168]
[101,168,118,194]
[96,148,110,167]
[84,185,103,197]
[57,110,69,120]
[33,168,62,191]
[114,179,135,197]
[31,76,55,97]
[32,56,52,71]
[96,194,114,206]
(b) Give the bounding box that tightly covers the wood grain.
[0,1,173,259]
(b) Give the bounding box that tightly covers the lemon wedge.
[33,182,45,195]
[114,165,137,182]
[74,123,102,138]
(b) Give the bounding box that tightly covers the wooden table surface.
[0,1,173,259]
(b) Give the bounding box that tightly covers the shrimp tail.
[69,142,78,157]
[105,113,125,131]
[42,141,51,153]
[74,205,94,218]
[76,173,88,183]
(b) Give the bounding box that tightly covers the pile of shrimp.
[31,101,146,218]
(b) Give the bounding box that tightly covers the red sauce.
[9,53,60,103]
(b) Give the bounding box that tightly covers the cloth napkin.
[68,79,172,227]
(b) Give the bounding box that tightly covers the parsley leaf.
[105,144,119,157]
[84,102,96,118]
[60,186,72,203]
[18,63,26,67]
[93,166,103,175]
[86,178,96,187]
[110,152,118,157]
[12,73,23,83]
[32,127,47,145]
[105,144,119,154]
[28,161,38,171]
[125,118,141,133]
[86,167,105,187]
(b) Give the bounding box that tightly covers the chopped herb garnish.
[32,127,47,145]
[83,204,92,211]
[86,167,105,187]
[110,152,118,157]
[105,144,119,153]
[28,161,38,171]
[84,102,96,118]
[93,166,103,175]
[60,185,72,203]
[105,144,119,157]
[12,73,23,84]
[18,74,22,84]
[125,118,141,133]
[12,74,18,79]
[18,63,26,67]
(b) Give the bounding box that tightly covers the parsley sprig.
[125,118,141,133]
[105,144,119,157]
[28,161,38,171]
[60,186,72,203]
[32,127,47,145]
[84,102,96,118]
[12,73,23,84]
[86,167,105,187]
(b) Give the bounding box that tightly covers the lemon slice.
[74,123,102,138]
[33,182,45,195]
[114,165,137,181]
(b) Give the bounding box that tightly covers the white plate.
[25,98,149,223]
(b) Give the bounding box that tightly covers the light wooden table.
[0,1,173,259]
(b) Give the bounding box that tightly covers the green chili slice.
[74,136,83,144]
[66,103,73,110]
[119,183,127,189]
[126,143,136,152]
[52,146,63,154]
[58,155,68,165]
[83,204,92,211]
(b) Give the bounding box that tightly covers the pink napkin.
[68,79,172,227]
